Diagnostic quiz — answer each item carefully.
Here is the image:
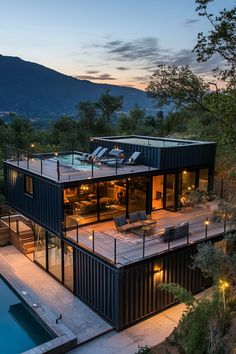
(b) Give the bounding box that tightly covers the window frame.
[24,175,34,196]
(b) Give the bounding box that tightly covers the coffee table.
[132,224,156,237]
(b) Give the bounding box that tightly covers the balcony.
[64,201,231,266]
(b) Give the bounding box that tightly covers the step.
[19,236,34,243]
[22,241,35,249]
[22,247,35,254]
[19,233,34,239]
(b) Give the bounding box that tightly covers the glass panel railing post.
[92,230,95,252]
[76,222,79,243]
[114,237,117,264]
[143,231,145,258]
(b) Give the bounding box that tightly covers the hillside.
[0,55,155,118]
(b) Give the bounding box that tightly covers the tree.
[96,90,123,124]
[9,116,35,150]
[146,64,210,111]
[191,235,236,285]
[194,0,236,85]
[51,116,79,150]
[77,101,98,132]
[159,234,236,353]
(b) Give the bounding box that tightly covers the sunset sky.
[0,0,233,89]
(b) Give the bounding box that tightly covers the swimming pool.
[54,154,99,171]
[0,276,53,354]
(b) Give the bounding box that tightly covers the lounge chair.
[124,151,141,165]
[77,146,103,161]
[105,158,125,167]
[108,148,124,157]
[94,147,109,160]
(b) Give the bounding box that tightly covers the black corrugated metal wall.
[91,138,216,171]
[74,247,120,326]
[4,164,62,235]
[72,240,215,331]
[119,244,209,329]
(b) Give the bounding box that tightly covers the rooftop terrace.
[5,152,157,183]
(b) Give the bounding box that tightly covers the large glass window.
[181,170,196,194]
[152,175,164,210]
[48,233,62,281]
[64,243,73,291]
[128,176,146,213]
[165,174,176,210]
[99,179,126,221]
[34,224,46,269]
[199,169,208,192]
[64,183,98,226]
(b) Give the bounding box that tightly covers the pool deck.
[0,246,112,346]
[6,158,157,182]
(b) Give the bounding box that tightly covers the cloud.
[103,37,162,63]
[86,70,100,74]
[76,73,117,81]
[184,18,200,26]
[80,37,225,85]
[116,66,129,71]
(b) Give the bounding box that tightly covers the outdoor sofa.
[114,211,156,233]
[162,221,189,242]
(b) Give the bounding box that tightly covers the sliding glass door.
[165,174,176,211]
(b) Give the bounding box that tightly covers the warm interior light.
[188,186,191,191]
[183,170,187,175]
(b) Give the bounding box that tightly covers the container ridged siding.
[120,245,210,329]
[91,138,216,170]
[72,241,214,331]
[74,247,119,327]
[4,164,62,235]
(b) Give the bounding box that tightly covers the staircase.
[10,229,35,255]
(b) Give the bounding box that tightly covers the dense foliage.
[158,233,236,353]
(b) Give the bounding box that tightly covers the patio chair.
[124,151,141,165]
[77,146,103,161]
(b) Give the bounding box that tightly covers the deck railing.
[4,151,153,182]
[63,215,233,266]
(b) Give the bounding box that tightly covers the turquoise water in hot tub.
[0,277,53,354]
[55,154,99,171]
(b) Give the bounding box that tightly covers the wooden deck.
[65,203,230,266]
[7,158,156,182]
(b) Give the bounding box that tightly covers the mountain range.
[0,54,156,118]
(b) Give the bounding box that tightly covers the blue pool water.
[55,154,99,171]
[0,277,53,354]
